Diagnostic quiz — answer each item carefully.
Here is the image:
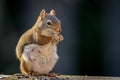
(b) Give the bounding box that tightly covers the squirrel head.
[35,9,61,37]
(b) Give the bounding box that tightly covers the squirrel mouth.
[49,31,59,37]
[49,32,56,36]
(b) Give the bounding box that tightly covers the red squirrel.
[16,9,63,76]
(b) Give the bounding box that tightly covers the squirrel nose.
[56,28,61,33]
[56,28,59,32]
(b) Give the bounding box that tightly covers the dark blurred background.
[0,0,120,77]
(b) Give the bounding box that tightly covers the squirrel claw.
[59,35,64,41]
[27,72,39,76]
[42,72,58,77]
[27,72,58,77]
[52,35,64,43]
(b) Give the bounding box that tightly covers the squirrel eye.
[46,20,52,26]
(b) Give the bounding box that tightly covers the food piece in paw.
[52,34,64,43]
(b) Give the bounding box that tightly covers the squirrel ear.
[50,9,56,16]
[40,9,46,19]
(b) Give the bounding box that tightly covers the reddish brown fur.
[16,9,63,75]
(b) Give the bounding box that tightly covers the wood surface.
[0,74,120,80]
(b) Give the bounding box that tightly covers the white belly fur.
[22,43,59,74]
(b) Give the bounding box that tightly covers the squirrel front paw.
[52,34,64,43]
